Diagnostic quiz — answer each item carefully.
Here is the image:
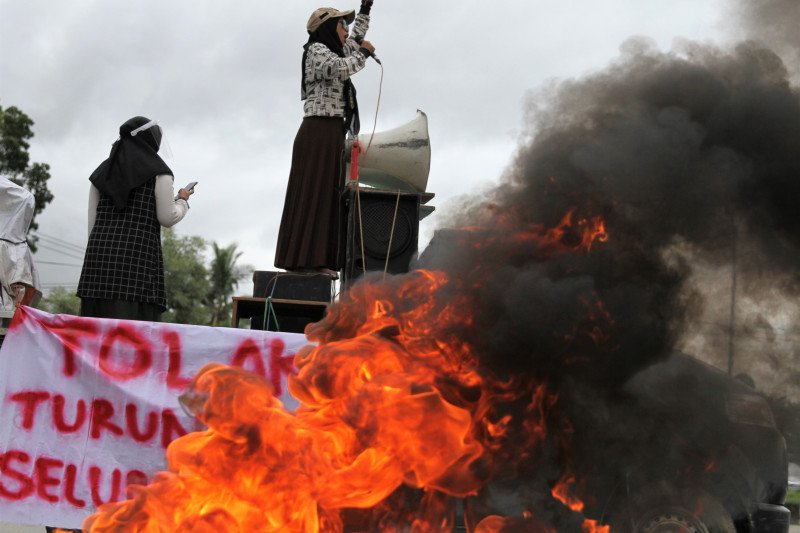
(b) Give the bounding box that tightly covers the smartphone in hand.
[175,181,198,201]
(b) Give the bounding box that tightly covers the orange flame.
[474,514,555,532]
[85,271,486,532]
[551,475,611,533]
[84,211,612,532]
[463,206,607,254]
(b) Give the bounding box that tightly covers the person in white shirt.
[0,176,41,310]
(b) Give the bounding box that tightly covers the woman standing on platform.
[76,116,194,322]
[274,2,377,279]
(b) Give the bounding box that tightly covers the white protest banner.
[0,306,307,528]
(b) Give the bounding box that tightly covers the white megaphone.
[347,110,431,193]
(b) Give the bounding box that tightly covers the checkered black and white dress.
[77,178,166,310]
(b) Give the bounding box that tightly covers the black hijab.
[89,116,173,209]
[301,17,360,136]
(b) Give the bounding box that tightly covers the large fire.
[84,213,610,532]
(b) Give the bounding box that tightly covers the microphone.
[354,36,381,65]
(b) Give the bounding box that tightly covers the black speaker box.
[249,299,327,334]
[344,189,421,285]
[252,271,333,302]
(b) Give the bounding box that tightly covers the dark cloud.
[0,0,733,293]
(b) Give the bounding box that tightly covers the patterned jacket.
[303,13,370,118]
[77,178,167,310]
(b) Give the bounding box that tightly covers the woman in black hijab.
[76,116,195,322]
[274,2,376,279]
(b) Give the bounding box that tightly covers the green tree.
[207,242,250,326]
[0,104,54,251]
[161,228,212,325]
[39,287,81,315]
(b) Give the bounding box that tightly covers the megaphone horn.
[348,110,431,193]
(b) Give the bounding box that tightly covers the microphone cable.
[363,58,384,157]
[354,56,385,283]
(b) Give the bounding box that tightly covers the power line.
[35,243,86,261]
[36,232,86,254]
[35,236,86,255]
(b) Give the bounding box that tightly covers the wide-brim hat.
[307,7,356,32]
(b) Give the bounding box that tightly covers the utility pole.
[727,220,737,376]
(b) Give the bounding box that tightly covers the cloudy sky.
[0,0,750,295]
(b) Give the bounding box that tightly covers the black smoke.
[323,16,800,530]
[420,38,800,394]
[413,38,799,526]
[730,0,800,82]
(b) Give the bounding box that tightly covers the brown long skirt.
[274,116,346,271]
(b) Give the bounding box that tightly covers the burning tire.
[609,487,735,533]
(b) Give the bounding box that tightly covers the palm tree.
[207,242,249,326]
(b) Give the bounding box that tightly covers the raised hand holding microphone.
[356,0,380,64]
[356,37,380,64]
